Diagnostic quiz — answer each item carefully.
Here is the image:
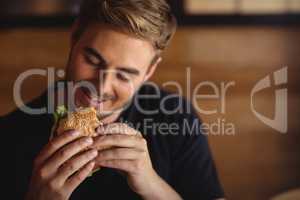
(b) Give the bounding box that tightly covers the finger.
[35,130,80,167]
[95,148,144,162]
[55,149,98,184]
[65,161,95,192]
[96,123,141,136]
[98,160,135,174]
[42,136,93,174]
[92,134,146,151]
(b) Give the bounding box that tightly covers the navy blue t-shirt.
[5,83,224,200]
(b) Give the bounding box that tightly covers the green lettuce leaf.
[50,105,68,140]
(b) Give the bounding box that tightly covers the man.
[6,0,224,199]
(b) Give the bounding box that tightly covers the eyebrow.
[84,46,140,76]
[117,67,140,76]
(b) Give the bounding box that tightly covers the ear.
[143,56,162,82]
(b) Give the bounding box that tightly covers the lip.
[79,87,106,108]
[81,88,103,103]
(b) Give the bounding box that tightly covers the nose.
[98,70,114,98]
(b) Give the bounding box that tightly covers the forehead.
[78,23,156,70]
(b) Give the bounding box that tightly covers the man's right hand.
[25,130,98,200]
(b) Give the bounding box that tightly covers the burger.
[51,105,103,174]
[51,106,101,139]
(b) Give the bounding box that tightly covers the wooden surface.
[1,26,300,200]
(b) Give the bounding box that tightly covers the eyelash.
[85,55,130,82]
[84,55,102,68]
[117,72,130,82]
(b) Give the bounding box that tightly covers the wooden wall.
[1,26,300,200]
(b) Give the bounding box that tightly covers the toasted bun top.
[57,107,101,137]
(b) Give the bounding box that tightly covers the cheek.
[114,79,141,102]
[115,83,134,101]
[68,53,96,81]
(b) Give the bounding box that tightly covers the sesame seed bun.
[56,107,102,137]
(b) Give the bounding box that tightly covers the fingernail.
[89,161,95,168]
[85,137,93,145]
[71,130,80,136]
[89,149,98,157]
[96,126,105,133]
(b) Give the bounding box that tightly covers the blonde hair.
[74,0,177,52]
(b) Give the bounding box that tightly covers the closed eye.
[84,54,100,67]
[116,71,130,82]
[84,55,108,71]
[83,47,107,69]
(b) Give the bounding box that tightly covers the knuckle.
[49,181,58,191]
[46,182,64,198]
[65,162,76,172]
[48,140,57,151]
[59,149,68,158]
[47,180,57,190]
[37,168,48,180]
[74,173,84,183]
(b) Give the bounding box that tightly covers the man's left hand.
[91,123,159,198]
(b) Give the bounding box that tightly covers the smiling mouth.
[78,87,126,120]
[81,87,104,104]
[79,87,114,117]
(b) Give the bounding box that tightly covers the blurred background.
[1,0,300,199]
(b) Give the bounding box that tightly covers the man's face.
[66,23,157,119]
